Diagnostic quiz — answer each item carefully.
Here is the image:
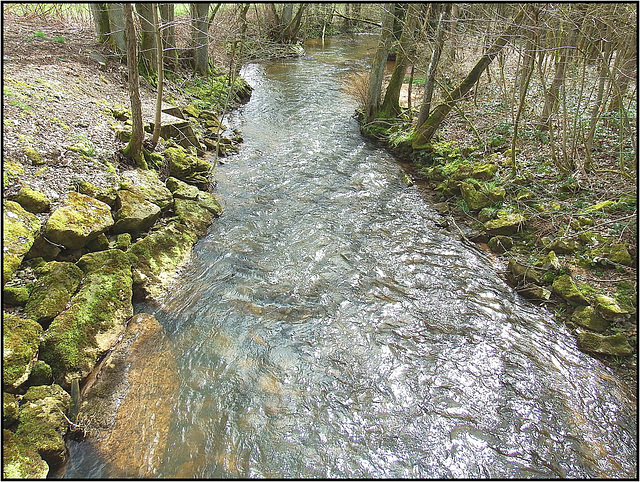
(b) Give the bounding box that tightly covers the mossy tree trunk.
[123,3,148,169]
[412,6,527,149]
[365,5,396,122]
[379,3,420,119]
[191,2,211,75]
[90,3,111,44]
[136,3,157,77]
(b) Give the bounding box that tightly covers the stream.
[62,35,636,479]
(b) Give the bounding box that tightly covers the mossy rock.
[24,261,83,326]
[86,232,110,252]
[537,250,562,271]
[487,236,513,254]
[173,198,216,237]
[2,429,49,479]
[3,285,31,306]
[44,192,114,250]
[196,192,223,216]
[570,306,609,332]
[593,294,629,320]
[14,186,51,213]
[478,207,498,223]
[16,384,70,467]
[166,176,200,200]
[583,200,616,213]
[26,235,62,261]
[451,163,497,181]
[3,313,43,390]
[543,237,581,255]
[460,182,491,211]
[128,221,198,300]
[40,249,133,385]
[589,243,632,267]
[576,331,633,356]
[487,186,506,203]
[120,169,173,211]
[420,165,445,181]
[3,201,41,286]
[483,213,525,236]
[506,259,544,285]
[112,190,161,234]
[518,285,551,302]
[27,361,53,386]
[76,180,118,207]
[551,274,589,306]
[3,393,20,426]
[165,146,212,189]
[113,233,131,251]
[23,147,44,165]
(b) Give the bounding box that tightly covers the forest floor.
[3,14,638,397]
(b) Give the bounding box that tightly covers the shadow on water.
[63,35,637,479]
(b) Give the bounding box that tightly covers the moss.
[3,313,43,389]
[24,261,83,325]
[487,236,513,253]
[3,393,20,426]
[576,332,633,356]
[23,147,44,165]
[589,243,632,267]
[86,233,110,252]
[571,306,609,332]
[460,182,491,211]
[173,198,216,236]
[14,186,51,213]
[28,361,53,386]
[75,179,117,206]
[112,190,161,234]
[2,429,49,479]
[3,285,31,306]
[3,201,41,286]
[593,294,629,320]
[40,250,133,384]
[120,169,173,210]
[551,275,589,306]
[483,213,525,236]
[165,146,212,188]
[114,233,132,251]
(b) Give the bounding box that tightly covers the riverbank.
[358,92,637,396]
[2,15,249,478]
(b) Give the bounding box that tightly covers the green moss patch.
[2,313,43,390]
[3,201,41,286]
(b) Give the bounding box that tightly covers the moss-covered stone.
[40,249,133,385]
[483,213,525,236]
[590,243,632,267]
[3,201,41,286]
[460,182,491,211]
[23,147,44,165]
[113,233,131,251]
[478,207,498,223]
[3,313,43,390]
[86,233,110,252]
[45,192,114,250]
[576,331,633,356]
[166,176,200,200]
[551,274,589,306]
[128,221,198,300]
[518,285,552,302]
[120,169,173,210]
[571,306,609,332]
[27,361,53,386]
[506,259,544,285]
[25,235,62,261]
[487,186,506,203]
[451,163,497,181]
[173,198,216,237]
[2,429,49,479]
[593,294,629,320]
[537,250,562,271]
[165,146,212,189]
[16,384,70,467]
[112,190,161,234]
[196,191,223,216]
[3,393,20,426]
[583,200,616,213]
[24,261,83,326]
[3,285,31,306]
[14,186,51,213]
[487,236,513,253]
[543,237,581,255]
[76,180,117,207]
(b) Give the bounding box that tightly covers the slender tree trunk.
[282,4,307,43]
[191,3,211,75]
[416,4,450,127]
[90,3,111,43]
[159,4,177,70]
[365,5,395,121]
[412,6,527,148]
[539,27,575,129]
[136,3,157,76]
[380,3,420,118]
[151,3,164,148]
[123,3,147,169]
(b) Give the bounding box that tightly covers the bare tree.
[364,5,396,121]
[151,3,164,148]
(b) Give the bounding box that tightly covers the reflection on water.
[64,35,637,479]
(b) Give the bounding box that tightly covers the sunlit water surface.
[63,36,636,479]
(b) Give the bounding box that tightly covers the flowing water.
[63,36,636,479]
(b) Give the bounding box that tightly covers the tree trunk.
[379,3,420,118]
[282,4,307,43]
[191,3,211,75]
[107,3,126,54]
[412,6,527,148]
[123,3,147,169]
[416,4,450,127]
[136,3,157,77]
[365,5,396,121]
[539,27,575,129]
[159,3,178,70]
[90,3,111,43]
[151,3,164,148]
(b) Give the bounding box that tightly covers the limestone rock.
[3,286,31,306]
[506,259,544,285]
[451,162,497,181]
[165,146,212,189]
[3,201,41,286]
[3,393,19,426]
[487,236,513,253]
[24,261,83,325]
[576,331,633,356]
[2,429,49,479]
[112,190,161,234]
[590,243,632,267]
[14,186,51,213]
[44,192,113,250]
[25,235,61,261]
[148,112,202,152]
[551,275,589,306]
[196,191,223,216]
[483,213,525,236]
[166,176,200,200]
[120,169,173,210]
[40,249,133,385]
[173,198,216,236]
[593,294,629,320]
[571,306,609,332]
[460,182,491,211]
[76,180,117,206]
[544,237,581,255]
[518,285,552,302]
[2,313,43,390]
